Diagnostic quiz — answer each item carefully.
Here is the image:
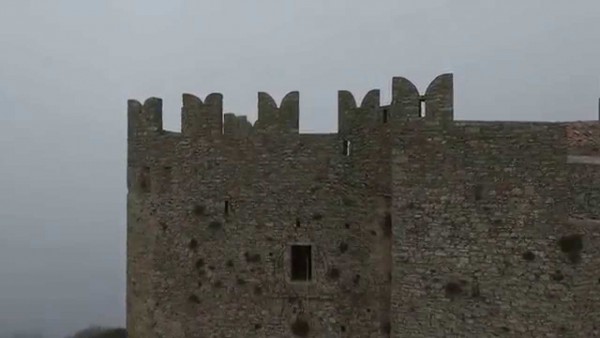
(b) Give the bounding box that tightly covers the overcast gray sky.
[0,0,599,336]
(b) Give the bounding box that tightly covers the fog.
[0,0,599,336]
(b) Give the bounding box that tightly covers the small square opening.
[291,245,312,281]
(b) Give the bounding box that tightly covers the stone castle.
[127,74,600,337]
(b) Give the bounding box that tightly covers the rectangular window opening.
[291,245,312,281]
[419,98,426,117]
[382,109,389,123]
[383,196,392,237]
[224,200,229,215]
[383,212,392,237]
[342,140,351,156]
[139,166,151,192]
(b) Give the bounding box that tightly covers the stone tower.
[127,74,600,337]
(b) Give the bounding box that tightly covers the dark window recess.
[342,140,351,156]
[383,213,392,237]
[224,200,229,215]
[291,245,312,281]
[382,109,389,123]
[139,167,151,192]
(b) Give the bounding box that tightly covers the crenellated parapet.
[128,97,163,137]
[182,93,223,138]
[224,113,253,138]
[127,74,453,140]
[391,77,420,119]
[338,89,381,134]
[423,73,454,122]
[253,91,299,134]
[337,73,454,134]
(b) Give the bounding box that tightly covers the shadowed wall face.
[391,122,600,337]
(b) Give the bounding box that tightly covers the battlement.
[127,74,453,138]
[127,73,600,337]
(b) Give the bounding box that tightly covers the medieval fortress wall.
[127,74,600,337]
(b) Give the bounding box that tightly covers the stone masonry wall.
[391,121,599,337]
[564,122,600,335]
[126,86,406,337]
[127,74,599,337]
